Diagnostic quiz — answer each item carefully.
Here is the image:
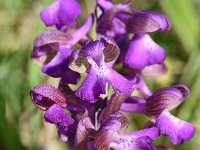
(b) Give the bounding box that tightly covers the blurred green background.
[0,0,200,149]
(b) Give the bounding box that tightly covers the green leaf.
[160,0,199,53]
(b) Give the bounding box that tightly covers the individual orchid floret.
[74,40,133,103]
[120,84,196,144]
[30,84,75,135]
[40,0,81,30]
[94,112,159,150]
[31,15,94,83]
[30,83,67,111]
[32,15,94,64]
[44,104,74,135]
[31,30,69,65]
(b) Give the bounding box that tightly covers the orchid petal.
[156,111,196,144]
[32,30,70,65]
[120,97,146,114]
[111,136,156,150]
[142,64,168,77]
[44,104,74,134]
[124,34,166,70]
[68,14,94,45]
[75,66,107,103]
[30,84,67,111]
[119,127,159,140]
[42,45,80,84]
[145,85,188,118]
[74,113,94,150]
[126,10,171,33]
[40,0,81,29]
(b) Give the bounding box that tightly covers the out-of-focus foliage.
[0,0,199,149]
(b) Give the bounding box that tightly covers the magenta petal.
[82,40,105,58]
[74,114,94,149]
[111,18,126,35]
[42,45,71,77]
[95,114,156,150]
[57,0,81,27]
[76,63,133,102]
[40,0,81,29]
[111,136,156,150]
[40,1,59,27]
[120,127,159,140]
[145,85,188,118]
[124,34,166,70]
[94,120,121,150]
[68,14,94,45]
[172,84,190,98]
[96,2,131,35]
[107,65,133,94]
[126,10,171,33]
[100,37,120,63]
[156,111,196,144]
[44,104,74,134]
[75,66,106,103]
[42,45,80,84]
[30,84,67,111]
[96,9,116,35]
[139,10,171,31]
[62,69,80,84]
[120,97,146,114]
[32,30,69,65]
[136,78,152,96]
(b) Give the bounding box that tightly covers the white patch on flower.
[143,34,158,51]
[96,6,103,19]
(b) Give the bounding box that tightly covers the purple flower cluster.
[30,0,195,149]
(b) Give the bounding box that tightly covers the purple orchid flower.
[94,112,159,150]
[30,84,75,136]
[120,84,196,144]
[72,39,133,103]
[31,14,94,84]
